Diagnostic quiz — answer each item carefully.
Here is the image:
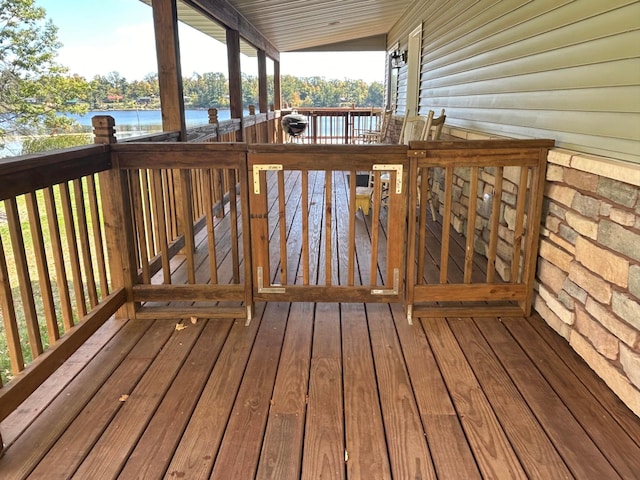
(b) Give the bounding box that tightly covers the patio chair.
[356,109,433,214]
[417,109,446,220]
[360,109,392,143]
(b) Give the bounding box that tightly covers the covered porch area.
[1,135,639,478]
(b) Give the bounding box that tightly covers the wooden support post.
[151,0,186,140]
[227,28,243,142]
[273,59,281,110]
[258,50,268,114]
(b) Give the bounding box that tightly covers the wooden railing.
[281,107,381,144]
[108,142,253,321]
[0,134,553,450]
[0,144,127,431]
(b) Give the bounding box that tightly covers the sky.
[35,0,386,83]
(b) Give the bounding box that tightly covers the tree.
[0,0,88,150]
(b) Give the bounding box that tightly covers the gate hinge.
[253,164,283,194]
[371,268,399,295]
[373,164,403,193]
[257,266,286,294]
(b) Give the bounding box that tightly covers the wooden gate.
[405,140,552,322]
[248,144,409,304]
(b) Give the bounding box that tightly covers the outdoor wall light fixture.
[390,49,407,68]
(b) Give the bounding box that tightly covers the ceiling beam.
[182,0,280,60]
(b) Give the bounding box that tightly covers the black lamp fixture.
[390,49,407,69]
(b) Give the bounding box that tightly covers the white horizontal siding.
[390,0,640,163]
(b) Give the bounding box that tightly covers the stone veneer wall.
[537,149,640,417]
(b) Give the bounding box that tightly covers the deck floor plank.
[367,302,437,479]
[163,306,263,479]
[422,317,529,479]
[503,316,640,478]
[0,318,154,478]
[449,317,573,479]
[301,302,345,480]
[209,301,290,480]
[390,303,482,479]
[474,317,622,479]
[341,302,392,479]
[256,302,314,480]
[27,320,177,479]
[525,314,640,447]
[69,319,216,480]
[118,319,235,479]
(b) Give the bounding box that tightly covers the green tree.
[0,0,88,150]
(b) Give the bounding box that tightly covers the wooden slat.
[324,170,332,285]
[43,186,74,329]
[510,166,529,283]
[86,175,110,297]
[413,283,526,302]
[59,182,87,317]
[5,197,43,358]
[130,170,151,283]
[341,302,392,478]
[73,178,99,308]
[486,166,504,283]
[440,166,453,283]
[256,302,314,479]
[151,169,171,284]
[422,317,528,479]
[301,302,345,480]
[277,169,288,285]
[25,192,59,342]
[209,302,289,479]
[464,167,479,283]
[204,169,219,284]
[0,234,24,374]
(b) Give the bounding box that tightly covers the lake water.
[2,109,237,157]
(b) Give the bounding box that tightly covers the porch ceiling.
[141,0,409,55]
[224,0,406,52]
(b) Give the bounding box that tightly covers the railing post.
[92,115,117,144]
[208,108,219,141]
[92,116,138,319]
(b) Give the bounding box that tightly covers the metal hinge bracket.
[253,164,283,194]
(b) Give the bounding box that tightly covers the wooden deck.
[2,303,640,479]
[1,166,639,479]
